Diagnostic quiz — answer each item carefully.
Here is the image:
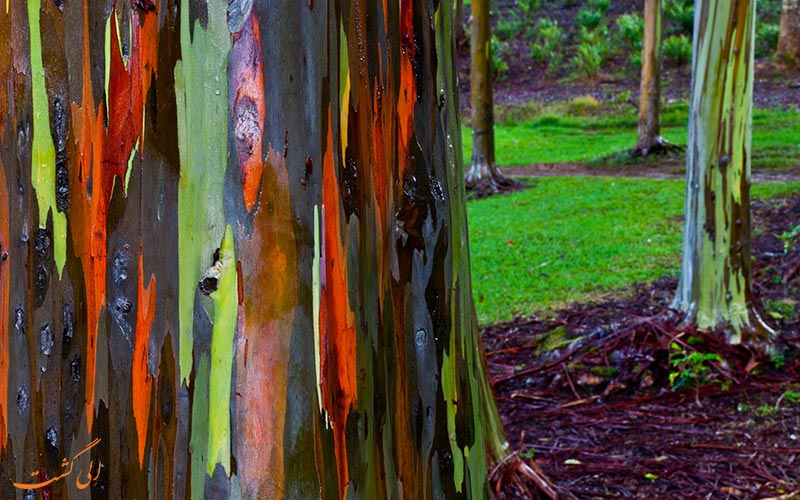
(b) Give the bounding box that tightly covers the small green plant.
[495,13,523,40]
[755,23,780,59]
[576,8,603,31]
[755,403,778,417]
[587,0,610,13]
[516,0,541,25]
[663,35,692,66]
[779,224,800,252]
[669,342,721,404]
[572,42,604,79]
[529,18,566,73]
[779,390,800,406]
[491,36,509,79]
[615,13,644,53]
[664,0,694,35]
[766,300,796,320]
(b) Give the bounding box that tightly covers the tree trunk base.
[631,137,684,158]
[465,172,523,200]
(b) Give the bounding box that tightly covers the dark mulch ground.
[485,195,800,499]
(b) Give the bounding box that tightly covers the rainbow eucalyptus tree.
[0,0,509,498]
[674,0,773,343]
[633,0,668,156]
[777,0,800,67]
[466,0,516,194]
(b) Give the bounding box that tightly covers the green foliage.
[755,22,781,59]
[529,18,565,73]
[779,224,800,252]
[766,299,797,321]
[615,13,644,53]
[576,8,604,31]
[668,343,721,391]
[490,35,509,79]
[663,35,692,65]
[664,0,695,35]
[780,390,800,405]
[495,13,523,40]
[588,0,610,13]
[572,42,603,79]
[516,0,541,19]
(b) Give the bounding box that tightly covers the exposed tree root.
[631,136,685,158]
[465,172,524,200]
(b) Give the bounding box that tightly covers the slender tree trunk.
[674,0,773,345]
[777,0,800,68]
[634,0,668,156]
[455,0,465,44]
[0,0,509,498]
[466,0,517,194]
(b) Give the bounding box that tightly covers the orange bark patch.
[132,248,156,469]
[320,106,357,497]
[235,149,297,498]
[230,11,265,212]
[397,0,416,165]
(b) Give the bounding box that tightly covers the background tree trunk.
[455,0,466,44]
[634,0,667,156]
[466,0,517,194]
[0,0,507,498]
[674,0,772,344]
[777,0,800,68]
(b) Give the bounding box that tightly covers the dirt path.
[502,162,800,183]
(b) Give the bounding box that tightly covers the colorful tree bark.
[465,0,516,193]
[0,0,506,498]
[634,0,668,156]
[674,0,772,343]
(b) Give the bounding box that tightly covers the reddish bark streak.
[321,106,357,497]
[231,11,265,212]
[132,248,157,469]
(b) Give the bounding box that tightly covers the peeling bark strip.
[0,0,506,498]
[675,0,770,342]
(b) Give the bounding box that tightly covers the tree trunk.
[777,0,800,68]
[0,0,509,498]
[455,0,465,44]
[466,0,517,195]
[674,0,773,344]
[634,0,668,156]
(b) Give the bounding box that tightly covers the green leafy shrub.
[588,0,610,14]
[491,36,509,79]
[755,22,780,59]
[669,343,721,402]
[495,13,523,40]
[529,18,566,73]
[571,42,603,79]
[663,34,692,65]
[615,13,644,52]
[517,0,541,22]
[576,8,603,31]
[664,0,694,35]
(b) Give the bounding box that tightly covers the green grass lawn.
[462,104,800,169]
[467,176,800,325]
